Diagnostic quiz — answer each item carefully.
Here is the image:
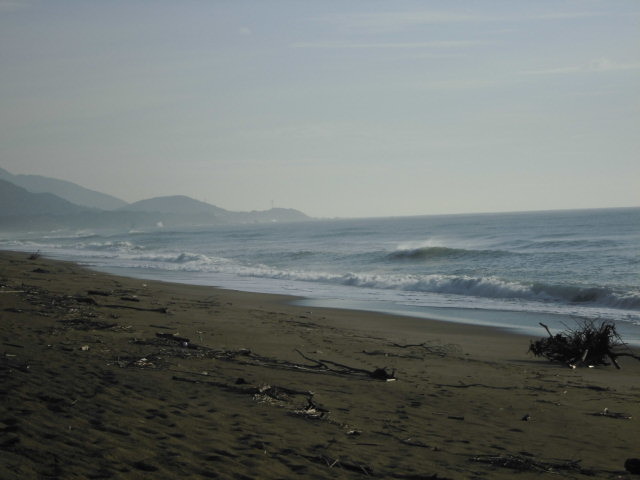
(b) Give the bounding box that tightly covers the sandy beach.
[1,250,639,479]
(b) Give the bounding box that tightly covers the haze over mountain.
[115,195,308,223]
[0,168,310,231]
[120,195,227,215]
[0,167,127,210]
[0,179,89,217]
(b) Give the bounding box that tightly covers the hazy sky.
[1,0,639,218]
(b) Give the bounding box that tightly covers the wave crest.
[92,248,640,311]
[387,246,508,261]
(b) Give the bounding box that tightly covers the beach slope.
[1,251,638,479]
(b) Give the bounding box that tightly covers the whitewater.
[2,207,639,343]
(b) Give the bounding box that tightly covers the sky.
[1,0,639,218]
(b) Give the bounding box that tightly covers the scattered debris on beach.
[362,341,460,360]
[294,348,397,381]
[469,454,593,475]
[118,333,398,381]
[626,458,640,474]
[3,252,639,480]
[171,374,330,422]
[591,407,632,420]
[528,320,640,369]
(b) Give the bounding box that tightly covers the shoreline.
[5,232,640,348]
[1,250,639,479]
[50,259,559,360]
[90,261,640,347]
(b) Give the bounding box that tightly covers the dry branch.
[529,320,640,368]
[591,408,632,420]
[123,336,397,380]
[294,349,396,380]
[102,303,169,313]
[172,375,327,419]
[470,454,592,475]
[389,341,460,357]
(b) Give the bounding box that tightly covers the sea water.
[2,208,639,343]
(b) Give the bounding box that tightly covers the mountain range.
[0,167,126,210]
[0,167,310,231]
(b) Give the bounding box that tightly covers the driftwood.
[120,295,140,302]
[172,375,327,419]
[361,341,459,360]
[59,318,118,330]
[300,454,372,476]
[435,383,517,391]
[294,349,396,381]
[155,332,191,344]
[361,350,422,360]
[591,408,632,420]
[16,285,169,321]
[528,320,640,368]
[87,289,112,296]
[389,341,460,357]
[470,454,592,475]
[172,375,310,398]
[102,303,169,314]
[626,458,640,474]
[74,296,99,305]
[122,337,397,381]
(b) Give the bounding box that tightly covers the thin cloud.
[291,40,488,49]
[332,11,482,29]
[522,58,640,75]
[527,12,603,20]
[0,0,31,12]
[323,10,603,33]
[415,78,502,91]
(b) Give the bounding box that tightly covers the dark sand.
[1,250,639,479]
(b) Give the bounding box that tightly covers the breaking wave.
[3,208,638,329]
[77,241,144,252]
[253,270,640,311]
[387,246,510,261]
[104,250,639,312]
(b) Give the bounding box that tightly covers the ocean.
[2,207,639,344]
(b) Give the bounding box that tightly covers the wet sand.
[1,250,639,479]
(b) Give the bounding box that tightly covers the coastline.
[78,263,640,348]
[1,250,639,479]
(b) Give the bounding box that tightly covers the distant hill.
[0,178,90,216]
[0,168,311,231]
[119,196,310,224]
[0,167,127,210]
[119,195,227,215]
[236,207,310,223]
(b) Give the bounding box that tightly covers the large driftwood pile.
[529,320,640,369]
